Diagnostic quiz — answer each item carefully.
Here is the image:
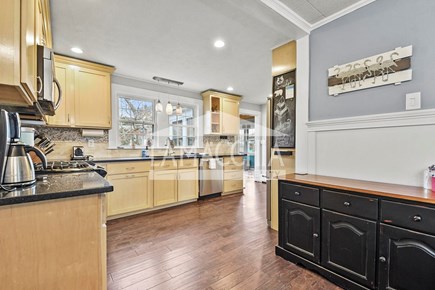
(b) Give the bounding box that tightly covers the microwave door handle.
[53,77,63,110]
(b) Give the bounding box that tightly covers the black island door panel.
[379,224,435,290]
[322,210,377,288]
[280,199,320,263]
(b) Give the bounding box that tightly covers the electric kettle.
[0,110,47,187]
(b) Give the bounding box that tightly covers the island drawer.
[224,179,243,193]
[381,200,435,235]
[223,157,243,171]
[224,170,243,181]
[322,190,378,220]
[107,161,151,174]
[177,158,198,169]
[152,159,178,171]
[280,182,319,207]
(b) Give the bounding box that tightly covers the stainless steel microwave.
[36,45,62,116]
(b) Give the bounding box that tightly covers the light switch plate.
[406,92,421,110]
[88,139,95,148]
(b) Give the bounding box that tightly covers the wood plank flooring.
[107,175,342,290]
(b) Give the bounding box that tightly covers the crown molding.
[261,0,376,34]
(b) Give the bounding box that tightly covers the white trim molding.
[261,0,376,33]
[307,109,435,132]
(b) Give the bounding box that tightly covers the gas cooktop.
[35,160,107,177]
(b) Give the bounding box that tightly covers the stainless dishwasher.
[199,157,223,198]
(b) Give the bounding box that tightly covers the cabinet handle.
[343,201,351,207]
[313,233,319,238]
[413,215,422,222]
[379,256,386,263]
[294,191,301,196]
[67,114,70,123]
[37,76,43,95]
[126,167,135,171]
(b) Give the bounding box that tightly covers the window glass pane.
[168,105,196,147]
[119,97,153,123]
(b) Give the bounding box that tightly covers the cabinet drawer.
[177,158,198,169]
[107,161,151,174]
[322,190,378,220]
[224,179,243,193]
[223,157,243,170]
[381,200,435,235]
[224,170,243,181]
[152,159,177,171]
[280,182,319,207]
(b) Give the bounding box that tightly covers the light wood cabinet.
[107,172,152,216]
[153,170,178,206]
[49,55,115,129]
[0,0,52,108]
[202,90,241,135]
[223,156,244,195]
[178,168,199,202]
[0,194,106,290]
[106,161,152,217]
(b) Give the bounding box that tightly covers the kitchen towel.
[209,158,217,169]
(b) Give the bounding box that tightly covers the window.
[118,96,154,147]
[168,106,196,147]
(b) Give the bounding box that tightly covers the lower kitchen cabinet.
[153,170,178,206]
[322,210,376,288]
[107,172,152,216]
[378,224,435,290]
[280,199,320,263]
[178,168,198,202]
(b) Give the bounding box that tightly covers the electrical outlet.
[88,139,95,148]
[406,92,421,110]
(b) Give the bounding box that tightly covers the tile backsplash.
[37,127,239,160]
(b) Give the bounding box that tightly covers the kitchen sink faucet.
[165,137,175,156]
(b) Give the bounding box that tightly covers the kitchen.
[1,0,435,289]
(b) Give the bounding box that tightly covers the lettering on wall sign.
[327,45,413,96]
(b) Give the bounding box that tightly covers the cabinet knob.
[343,201,351,207]
[413,215,422,222]
[313,233,319,238]
[294,191,301,196]
[379,256,386,263]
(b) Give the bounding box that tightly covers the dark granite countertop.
[0,172,113,206]
[93,154,247,163]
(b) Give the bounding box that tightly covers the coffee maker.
[0,109,47,187]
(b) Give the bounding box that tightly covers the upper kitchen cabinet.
[202,90,241,135]
[48,55,115,129]
[0,0,52,107]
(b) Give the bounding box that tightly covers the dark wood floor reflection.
[107,175,341,290]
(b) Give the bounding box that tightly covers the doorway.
[239,114,255,181]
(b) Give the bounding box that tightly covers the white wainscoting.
[306,109,435,187]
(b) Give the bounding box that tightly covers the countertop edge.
[93,154,247,163]
[278,174,435,205]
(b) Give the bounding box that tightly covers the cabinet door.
[322,210,376,288]
[47,63,70,126]
[178,169,198,202]
[153,170,178,206]
[74,67,111,128]
[222,98,239,135]
[107,173,152,216]
[21,0,38,101]
[379,224,435,290]
[280,200,320,262]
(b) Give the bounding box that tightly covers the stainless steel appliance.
[0,110,47,187]
[72,146,85,160]
[35,160,107,177]
[199,158,223,198]
[36,45,62,116]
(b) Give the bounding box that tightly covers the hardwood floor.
[107,175,342,290]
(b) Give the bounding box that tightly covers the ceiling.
[50,0,361,105]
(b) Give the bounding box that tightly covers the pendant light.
[166,101,173,115]
[176,103,182,116]
[155,99,163,112]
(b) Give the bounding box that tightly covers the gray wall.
[309,0,435,121]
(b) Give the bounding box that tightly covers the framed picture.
[272,70,296,148]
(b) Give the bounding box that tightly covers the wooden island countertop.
[279,174,435,205]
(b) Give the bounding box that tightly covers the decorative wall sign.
[328,45,413,96]
[272,70,296,148]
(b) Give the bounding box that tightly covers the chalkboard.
[272,70,296,148]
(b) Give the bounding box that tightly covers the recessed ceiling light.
[214,40,225,48]
[71,47,83,54]
[227,86,234,91]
